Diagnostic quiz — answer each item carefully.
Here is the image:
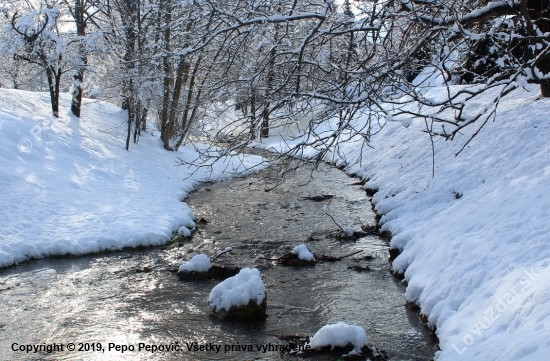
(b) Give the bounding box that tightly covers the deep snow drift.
[0,89,263,268]
[253,85,550,361]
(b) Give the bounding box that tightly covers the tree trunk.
[541,78,550,98]
[70,0,87,117]
[46,65,61,118]
[261,108,269,138]
[126,98,133,151]
[54,65,61,117]
[122,0,137,150]
[249,92,256,139]
[175,57,201,151]
[46,70,56,117]
[160,0,173,150]
[261,39,276,139]
[168,57,191,137]
[71,70,84,117]
[134,102,141,144]
[529,0,550,97]
[140,107,148,131]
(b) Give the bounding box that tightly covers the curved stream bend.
[0,162,436,360]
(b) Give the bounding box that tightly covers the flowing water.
[0,161,437,361]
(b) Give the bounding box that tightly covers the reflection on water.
[0,162,437,360]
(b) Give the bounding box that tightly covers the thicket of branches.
[1,0,548,153]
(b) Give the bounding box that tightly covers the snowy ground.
[253,85,550,361]
[0,89,264,268]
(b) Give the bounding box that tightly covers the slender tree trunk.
[175,57,201,151]
[46,70,58,118]
[54,64,61,117]
[126,95,133,151]
[261,43,276,138]
[46,63,61,118]
[528,0,550,97]
[160,0,173,150]
[168,57,191,136]
[122,0,137,150]
[134,102,141,143]
[140,107,148,131]
[71,0,87,117]
[261,108,269,138]
[249,91,256,139]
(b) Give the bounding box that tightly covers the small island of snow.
[178,254,211,273]
[292,244,315,261]
[308,322,368,351]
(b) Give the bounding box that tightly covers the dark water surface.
[0,162,437,361]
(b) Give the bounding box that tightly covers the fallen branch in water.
[211,247,232,262]
[339,249,364,259]
[301,194,335,201]
[318,249,363,262]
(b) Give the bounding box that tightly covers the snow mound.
[339,224,356,237]
[178,254,211,273]
[178,226,192,237]
[208,267,265,312]
[292,244,315,261]
[308,322,368,351]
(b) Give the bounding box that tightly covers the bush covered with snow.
[292,244,315,261]
[208,267,265,312]
[178,254,211,273]
[308,322,367,351]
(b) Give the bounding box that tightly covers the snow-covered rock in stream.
[177,253,239,281]
[178,254,211,272]
[208,267,266,320]
[308,322,368,351]
[292,244,315,261]
[280,244,317,266]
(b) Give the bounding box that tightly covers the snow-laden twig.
[211,246,232,262]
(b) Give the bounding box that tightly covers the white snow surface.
[208,267,266,312]
[308,322,367,351]
[292,244,315,261]
[251,85,550,361]
[178,254,211,273]
[0,89,264,267]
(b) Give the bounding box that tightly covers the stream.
[0,161,437,361]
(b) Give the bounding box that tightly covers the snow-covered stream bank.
[0,89,264,267]
[252,85,550,361]
[0,161,437,360]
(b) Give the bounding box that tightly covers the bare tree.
[2,6,68,117]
